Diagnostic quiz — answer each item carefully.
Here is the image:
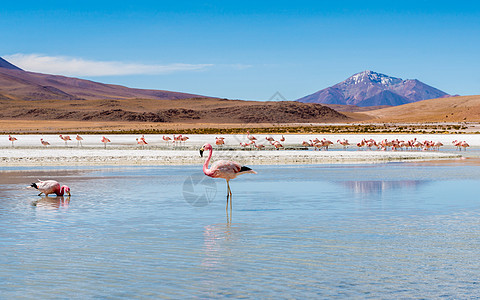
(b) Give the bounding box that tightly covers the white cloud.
[3,53,213,76]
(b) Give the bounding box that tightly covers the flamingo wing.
[34,180,60,194]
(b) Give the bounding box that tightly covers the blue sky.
[2,1,479,100]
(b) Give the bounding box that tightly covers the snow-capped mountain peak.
[297,71,451,107]
[344,70,403,86]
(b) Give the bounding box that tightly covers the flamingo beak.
[199,148,204,157]
[67,189,71,196]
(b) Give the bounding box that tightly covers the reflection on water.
[341,180,425,195]
[202,222,233,268]
[31,196,70,209]
[1,164,480,298]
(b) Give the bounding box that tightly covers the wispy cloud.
[4,53,213,76]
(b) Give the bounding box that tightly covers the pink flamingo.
[452,140,462,151]
[215,137,225,146]
[460,141,470,151]
[254,142,265,150]
[272,141,283,150]
[337,139,350,150]
[265,136,275,143]
[162,135,172,146]
[76,134,83,147]
[59,134,71,146]
[40,138,50,147]
[302,141,311,147]
[136,137,148,149]
[180,136,189,145]
[322,138,333,151]
[101,136,111,149]
[200,143,256,210]
[280,135,285,142]
[434,141,443,151]
[30,180,71,196]
[312,142,323,151]
[246,131,257,141]
[139,135,147,144]
[8,135,17,147]
[173,134,183,147]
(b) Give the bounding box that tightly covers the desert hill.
[0,60,201,101]
[0,97,350,124]
[363,95,480,123]
[0,57,22,70]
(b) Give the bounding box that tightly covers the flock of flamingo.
[12,132,470,208]
[6,133,471,151]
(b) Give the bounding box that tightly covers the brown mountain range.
[0,64,200,101]
[0,57,349,124]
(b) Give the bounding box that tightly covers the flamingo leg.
[227,181,233,210]
[226,180,229,210]
[226,180,234,211]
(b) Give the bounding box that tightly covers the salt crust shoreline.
[0,147,462,167]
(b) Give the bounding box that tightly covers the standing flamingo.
[337,139,350,150]
[8,135,17,147]
[30,180,71,196]
[200,143,256,210]
[136,137,148,149]
[162,135,172,146]
[40,138,50,147]
[101,136,111,149]
[180,135,189,146]
[76,134,83,147]
[59,134,71,146]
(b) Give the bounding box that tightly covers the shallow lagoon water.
[1,163,480,298]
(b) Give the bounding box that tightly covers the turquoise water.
[1,163,480,298]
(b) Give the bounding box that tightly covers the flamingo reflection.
[32,196,70,209]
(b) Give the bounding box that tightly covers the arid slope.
[363,95,480,122]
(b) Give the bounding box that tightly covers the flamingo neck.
[203,149,215,177]
[56,186,66,196]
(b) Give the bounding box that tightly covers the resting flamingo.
[8,135,17,147]
[280,135,285,142]
[76,134,83,147]
[254,142,265,150]
[272,141,283,150]
[246,131,257,141]
[40,138,50,147]
[200,143,256,210]
[59,134,71,146]
[30,180,71,196]
[215,137,225,146]
[101,136,111,149]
